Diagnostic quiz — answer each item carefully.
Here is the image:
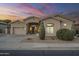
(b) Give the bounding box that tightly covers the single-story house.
[73,20,79,34]
[0,22,7,34]
[74,24,79,34]
[9,15,74,36]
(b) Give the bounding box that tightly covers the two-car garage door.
[13,27,26,35]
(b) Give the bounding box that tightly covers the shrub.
[56,29,74,41]
[39,21,45,40]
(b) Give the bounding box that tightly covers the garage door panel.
[14,27,26,35]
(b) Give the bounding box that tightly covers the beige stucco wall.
[60,20,73,30]
[55,17,73,30]
[43,17,73,36]
[11,22,26,27]
[43,18,61,36]
[11,22,26,35]
[24,18,40,24]
[24,18,40,33]
[10,16,73,36]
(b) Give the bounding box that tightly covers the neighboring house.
[74,24,79,34]
[74,20,79,34]
[0,22,7,34]
[5,15,74,36]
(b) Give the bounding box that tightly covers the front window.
[46,23,54,33]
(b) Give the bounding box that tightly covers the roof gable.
[42,14,74,22]
[11,20,24,24]
[23,16,40,21]
[54,15,74,22]
[42,16,60,21]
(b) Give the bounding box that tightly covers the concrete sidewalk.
[0,42,79,50]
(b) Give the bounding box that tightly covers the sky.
[0,3,79,21]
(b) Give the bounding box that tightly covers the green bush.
[39,21,45,40]
[56,29,74,41]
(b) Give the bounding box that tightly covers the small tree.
[39,21,45,40]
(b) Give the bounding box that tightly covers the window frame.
[46,23,54,34]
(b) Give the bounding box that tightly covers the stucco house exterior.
[1,15,74,36]
[0,22,7,34]
[24,16,40,34]
[43,15,74,36]
[74,20,79,34]
[10,20,26,35]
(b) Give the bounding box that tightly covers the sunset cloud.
[0,3,79,21]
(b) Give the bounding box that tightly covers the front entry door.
[31,27,35,34]
[27,22,39,34]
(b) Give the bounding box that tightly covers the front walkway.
[0,34,79,50]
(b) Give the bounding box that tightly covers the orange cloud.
[0,14,25,21]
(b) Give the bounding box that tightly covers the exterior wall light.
[64,23,67,26]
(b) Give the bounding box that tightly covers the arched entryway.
[27,22,39,34]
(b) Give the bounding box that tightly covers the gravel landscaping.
[0,34,79,50]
